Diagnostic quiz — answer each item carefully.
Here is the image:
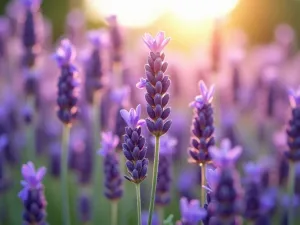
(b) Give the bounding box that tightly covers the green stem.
[136,184,141,225]
[25,96,36,163]
[158,207,164,225]
[288,162,295,225]
[61,125,71,225]
[92,95,102,224]
[200,163,206,207]
[148,136,160,225]
[111,201,118,225]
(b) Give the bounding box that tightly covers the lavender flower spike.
[288,86,300,108]
[286,86,300,161]
[19,162,47,225]
[98,132,123,200]
[54,39,79,125]
[189,80,215,165]
[178,197,207,225]
[137,31,172,137]
[120,106,149,184]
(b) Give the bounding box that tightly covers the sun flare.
[84,0,239,27]
[170,0,239,22]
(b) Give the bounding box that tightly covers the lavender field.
[0,0,300,225]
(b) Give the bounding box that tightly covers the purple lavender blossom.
[286,86,300,161]
[77,192,91,223]
[209,139,242,168]
[189,80,215,165]
[137,31,172,137]
[178,197,207,225]
[120,105,149,184]
[155,135,177,206]
[84,30,104,104]
[54,39,79,125]
[113,87,130,151]
[98,132,123,200]
[20,0,42,67]
[207,139,243,225]
[107,15,122,62]
[19,162,47,225]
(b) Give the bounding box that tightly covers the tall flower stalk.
[84,31,104,225]
[98,132,123,225]
[155,135,177,223]
[120,105,149,225]
[189,80,215,207]
[19,162,47,225]
[136,31,172,225]
[54,39,79,225]
[285,87,300,225]
[208,139,243,225]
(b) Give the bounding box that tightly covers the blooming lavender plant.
[120,104,148,225]
[20,0,42,67]
[98,132,123,200]
[54,39,79,225]
[286,86,300,225]
[189,80,215,207]
[177,197,207,225]
[98,132,123,225]
[136,31,171,225]
[84,31,104,104]
[208,139,243,225]
[19,162,47,225]
[107,15,122,63]
[54,39,79,125]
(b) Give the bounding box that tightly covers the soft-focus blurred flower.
[288,86,300,108]
[19,162,47,225]
[179,197,207,225]
[98,132,119,156]
[209,138,242,168]
[54,39,76,67]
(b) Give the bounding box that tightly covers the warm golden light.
[84,0,166,27]
[169,0,239,22]
[84,0,239,27]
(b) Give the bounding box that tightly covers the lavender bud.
[19,162,47,225]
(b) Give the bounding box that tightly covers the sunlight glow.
[84,0,166,27]
[169,0,239,22]
[84,0,239,27]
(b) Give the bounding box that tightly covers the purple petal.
[120,109,130,126]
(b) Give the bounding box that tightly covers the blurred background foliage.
[1,0,300,45]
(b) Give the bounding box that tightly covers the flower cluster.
[286,86,300,161]
[54,39,79,125]
[98,132,123,200]
[120,105,148,184]
[177,197,207,225]
[137,31,172,137]
[19,162,47,225]
[84,31,104,104]
[207,139,243,225]
[21,0,42,67]
[189,80,215,165]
